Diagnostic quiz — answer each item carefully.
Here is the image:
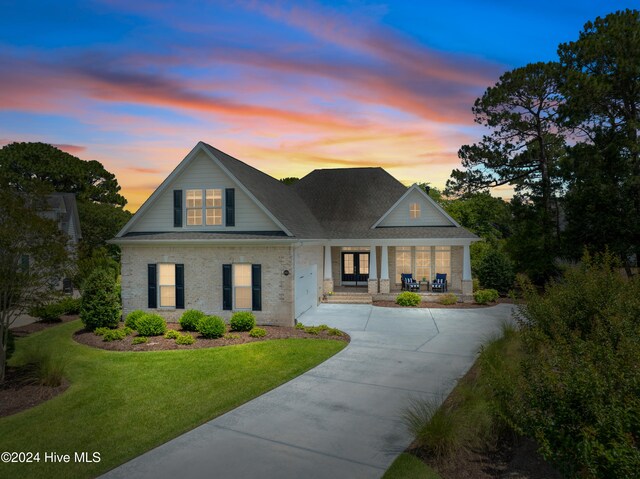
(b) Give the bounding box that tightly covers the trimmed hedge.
[474,289,499,305]
[135,314,167,336]
[249,327,267,338]
[179,309,205,332]
[197,315,226,339]
[439,293,458,305]
[176,333,195,345]
[230,312,256,332]
[125,310,147,330]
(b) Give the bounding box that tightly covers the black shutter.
[148,264,157,308]
[223,264,232,310]
[252,264,262,311]
[173,190,182,227]
[225,188,235,226]
[175,264,184,309]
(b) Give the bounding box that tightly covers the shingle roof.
[119,231,292,242]
[201,143,326,239]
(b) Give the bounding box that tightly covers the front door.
[341,252,370,286]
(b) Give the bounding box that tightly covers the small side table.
[419,281,430,291]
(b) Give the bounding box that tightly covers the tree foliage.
[0,187,70,382]
[79,269,121,331]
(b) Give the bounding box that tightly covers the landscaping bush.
[224,333,240,340]
[132,336,148,345]
[439,293,458,305]
[230,311,256,331]
[475,248,515,294]
[58,296,82,315]
[179,309,205,332]
[513,252,640,478]
[125,310,147,330]
[80,269,121,331]
[164,329,180,339]
[249,327,267,338]
[102,329,127,342]
[395,291,421,307]
[23,349,68,387]
[29,302,66,322]
[94,327,111,336]
[474,289,499,305]
[175,333,195,345]
[197,315,226,339]
[135,314,167,336]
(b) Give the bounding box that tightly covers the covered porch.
[322,241,473,301]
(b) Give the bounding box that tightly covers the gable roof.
[371,184,460,228]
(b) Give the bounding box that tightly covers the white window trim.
[158,263,176,308]
[233,263,252,311]
[410,202,421,219]
[394,246,451,284]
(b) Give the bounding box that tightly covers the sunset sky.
[0,1,632,211]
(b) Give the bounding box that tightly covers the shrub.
[80,269,121,331]
[439,293,458,305]
[249,327,267,338]
[295,322,305,330]
[58,296,82,315]
[230,312,256,332]
[125,310,146,330]
[102,329,127,342]
[135,314,167,336]
[395,291,421,307]
[29,302,66,322]
[327,327,344,336]
[123,326,133,336]
[164,329,180,339]
[23,349,67,387]
[175,333,195,345]
[475,248,515,294]
[474,289,499,305]
[402,398,463,458]
[132,336,148,345]
[224,333,240,340]
[512,252,640,478]
[197,315,226,339]
[472,277,480,292]
[94,327,111,336]
[179,309,205,332]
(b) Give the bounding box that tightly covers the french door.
[341,252,370,286]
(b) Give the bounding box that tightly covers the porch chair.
[401,273,420,292]
[431,273,448,293]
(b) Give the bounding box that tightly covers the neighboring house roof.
[46,193,82,242]
[115,142,477,243]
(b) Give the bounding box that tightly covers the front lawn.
[0,320,346,479]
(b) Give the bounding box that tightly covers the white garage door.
[295,264,317,319]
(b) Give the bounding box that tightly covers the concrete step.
[324,295,372,304]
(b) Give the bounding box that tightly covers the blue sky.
[0,0,635,209]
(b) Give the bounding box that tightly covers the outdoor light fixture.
[283,270,290,276]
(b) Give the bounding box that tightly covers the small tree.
[80,269,121,331]
[475,248,515,294]
[0,188,69,383]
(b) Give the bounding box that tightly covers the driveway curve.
[103,303,514,479]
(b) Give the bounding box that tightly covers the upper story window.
[186,189,222,226]
[410,202,421,219]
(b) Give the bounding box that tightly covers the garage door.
[295,264,317,319]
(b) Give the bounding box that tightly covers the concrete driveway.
[103,303,514,479]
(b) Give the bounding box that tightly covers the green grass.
[0,320,346,479]
[382,453,441,479]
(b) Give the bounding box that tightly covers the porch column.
[323,244,334,295]
[368,245,378,294]
[379,245,390,293]
[462,244,473,300]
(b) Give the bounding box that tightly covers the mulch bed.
[74,323,350,352]
[373,297,518,309]
[0,366,70,418]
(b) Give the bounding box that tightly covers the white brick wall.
[121,244,294,326]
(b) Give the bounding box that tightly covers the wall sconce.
[283,270,290,276]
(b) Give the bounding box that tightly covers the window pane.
[234,264,252,287]
[206,189,222,208]
[187,208,202,225]
[160,286,175,307]
[410,203,421,219]
[235,287,252,309]
[343,254,354,274]
[158,264,175,285]
[359,254,369,274]
[186,189,202,208]
[416,246,431,281]
[395,247,411,283]
[206,208,222,225]
[435,247,451,278]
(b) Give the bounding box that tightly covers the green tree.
[80,269,121,331]
[0,142,132,258]
[558,9,640,274]
[279,177,299,185]
[0,187,69,382]
[445,192,511,241]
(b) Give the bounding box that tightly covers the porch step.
[324,294,372,304]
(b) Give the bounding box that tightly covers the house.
[112,142,477,326]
